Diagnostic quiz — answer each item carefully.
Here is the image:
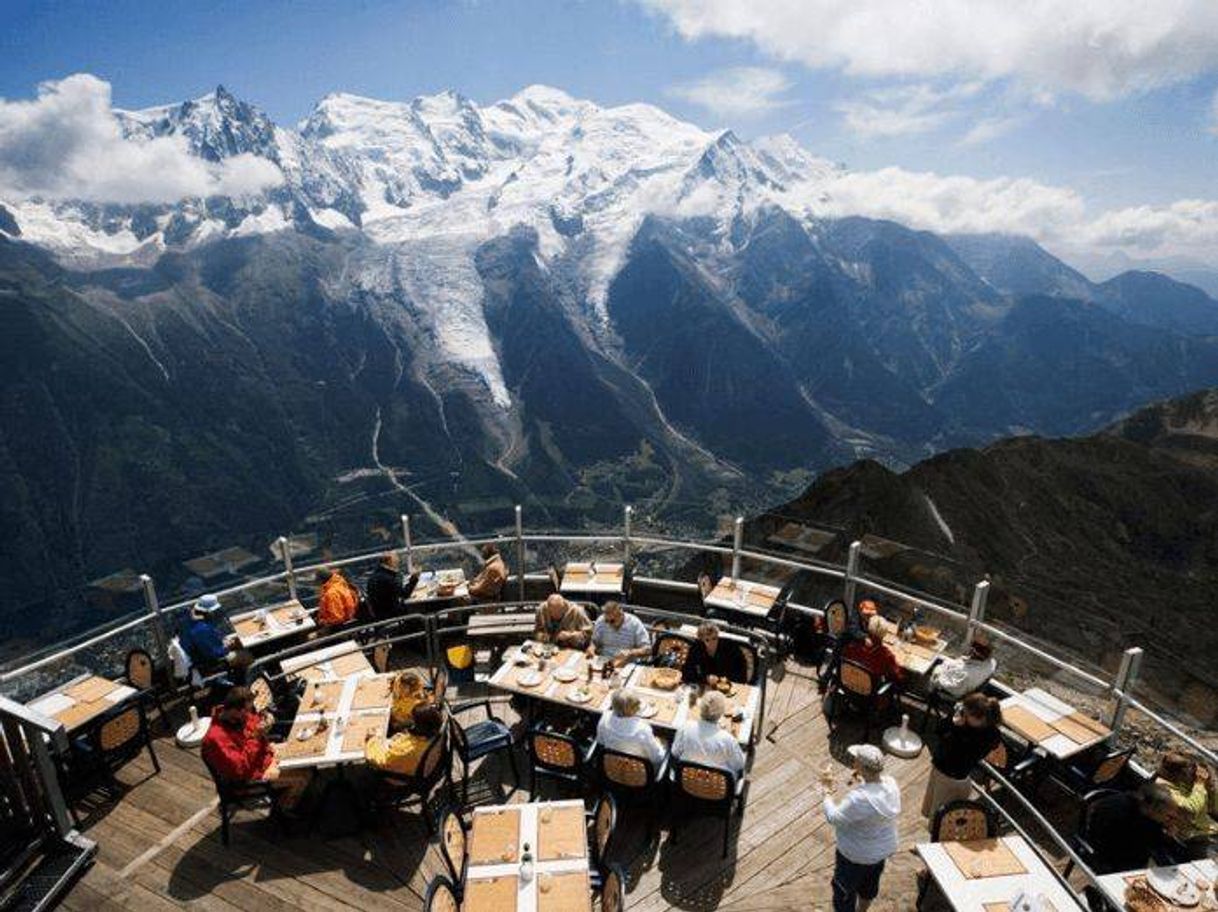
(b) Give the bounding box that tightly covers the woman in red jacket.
[842,616,904,687]
[201,687,312,810]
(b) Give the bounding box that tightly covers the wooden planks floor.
[63,659,947,911]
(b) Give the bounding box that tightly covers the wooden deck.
[62,659,948,911]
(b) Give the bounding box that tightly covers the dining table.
[559,562,625,596]
[999,687,1111,760]
[26,674,139,733]
[1094,857,1217,911]
[915,834,1086,911]
[275,672,395,770]
[230,599,316,650]
[703,578,781,619]
[279,639,373,683]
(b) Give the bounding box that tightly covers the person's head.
[602,601,625,629]
[611,689,640,719]
[411,701,444,738]
[697,621,721,654]
[1156,752,1198,789]
[699,690,727,723]
[968,637,993,661]
[219,686,254,726]
[544,593,568,618]
[481,543,499,560]
[866,615,887,646]
[395,670,424,695]
[847,743,886,782]
[1135,781,1178,825]
[192,593,221,622]
[857,599,879,622]
[960,692,1002,729]
[316,566,334,585]
[379,552,399,571]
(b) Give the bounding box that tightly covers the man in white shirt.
[929,637,997,700]
[821,744,901,912]
[596,690,666,767]
[671,690,745,777]
[588,600,652,666]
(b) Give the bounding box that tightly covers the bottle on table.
[520,843,534,883]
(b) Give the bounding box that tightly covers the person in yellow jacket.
[365,702,444,776]
[389,670,427,730]
[315,567,359,627]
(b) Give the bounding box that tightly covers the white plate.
[638,701,658,719]
[517,670,544,688]
[552,667,578,682]
[1148,867,1201,906]
[297,726,317,741]
[567,689,592,704]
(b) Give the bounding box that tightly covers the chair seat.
[461,719,512,759]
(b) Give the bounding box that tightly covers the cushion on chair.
[462,719,512,758]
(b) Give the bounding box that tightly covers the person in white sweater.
[929,636,997,699]
[671,690,746,777]
[821,744,902,912]
[596,689,666,767]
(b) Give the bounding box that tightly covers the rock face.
[751,389,1218,723]
[5,84,1218,655]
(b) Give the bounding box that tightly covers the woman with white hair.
[595,689,666,766]
[671,690,746,776]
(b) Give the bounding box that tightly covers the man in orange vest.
[315,566,359,627]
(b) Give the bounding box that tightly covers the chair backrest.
[249,674,274,714]
[674,759,734,805]
[653,633,693,669]
[372,643,391,673]
[1090,748,1133,786]
[601,864,626,912]
[824,599,849,638]
[600,748,655,789]
[438,807,466,883]
[431,668,448,705]
[548,564,562,593]
[423,874,459,912]
[735,641,758,685]
[1079,788,1121,843]
[622,561,634,598]
[530,729,580,771]
[932,799,996,843]
[984,740,1008,771]
[697,573,714,600]
[126,649,156,691]
[839,659,876,697]
[94,705,144,761]
[592,792,617,862]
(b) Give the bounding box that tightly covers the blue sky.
[3,0,1218,272]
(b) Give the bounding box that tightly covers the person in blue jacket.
[179,594,235,672]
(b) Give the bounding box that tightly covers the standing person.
[467,543,508,602]
[928,637,997,700]
[533,594,592,648]
[821,744,901,912]
[365,553,420,620]
[921,692,1002,828]
[315,566,360,628]
[1155,752,1218,859]
[671,690,746,777]
[681,621,748,686]
[588,601,651,666]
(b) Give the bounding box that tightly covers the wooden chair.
[669,759,746,859]
[249,674,275,714]
[368,730,452,834]
[372,642,391,673]
[430,667,448,706]
[817,599,850,687]
[437,805,467,893]
[423,874,459,912]
[917,799,998,909]
[528,725,588,798]
[548,564,563,594]
[1062,788,1120,878]
[596,747,668,837]
[734,640,761,687]
[202,750,279,846]
[601,863,627,912]
[69,700,160,805]
[447,698,518,808]
[586,791,618,889]
[828,658,893,742]
[124,648,169,728]
[1053,746,1134,812]
[652,632,694,670]
[979,735,1043,792]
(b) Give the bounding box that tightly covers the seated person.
[389,670,428,730]
[841,616,904,687]
[179,595,237,673]
[671,690,745,777]
[929,636,997,699]
[315,566,360,627]
[468,543,508,602]
[201,687,312,810]
[1085,782,1178,873]
[365,702,445,777]
[533,594,592,649]
[596,690,666,767]
[681,621,747,687]
[588,600,651,666]
[1155,752,1218,859]
[364,553,420,620]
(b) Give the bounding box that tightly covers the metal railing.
[2,505,1213,767]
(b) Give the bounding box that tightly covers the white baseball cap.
[847,743,886,773]
[192,594,221,618]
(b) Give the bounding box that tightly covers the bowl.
[913,625,940,645]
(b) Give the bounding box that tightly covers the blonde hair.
[699,690,726,722]
[394,670,423,694]
[866,615,887,642]
[611,689,640,717]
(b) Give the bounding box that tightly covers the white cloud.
[667,66,794,119]
[960,115,1024,145]
[835,82,982,138]
[1081,198,1218,255]
[0,74,282,204]
[640,0,1218,101]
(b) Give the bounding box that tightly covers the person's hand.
[258,711,274,733]
[611,654,628,669]
[707,675,719,688]
[585,645,596,658]
[263,763,282,782]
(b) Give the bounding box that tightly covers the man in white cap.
[820,743,901,912]
[179,594,238,673]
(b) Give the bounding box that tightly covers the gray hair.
[611,689,640,717]
[698,690,726,723]
[697,621,721,639]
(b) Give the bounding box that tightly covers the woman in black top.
[921,692,1002,828]
[681,621,748,685]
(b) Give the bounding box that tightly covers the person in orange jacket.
[315,566,359,627]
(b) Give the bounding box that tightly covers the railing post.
[515,504,525,601]
[401,513,414,574]
[968,580,990,641]
[842,540,862,608]
[730,517,744,582]
[140,574,169,669]
[623,505,633,567]
[1110,646,1143,735]
[424,613,438,679]
[278,535,298,602]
